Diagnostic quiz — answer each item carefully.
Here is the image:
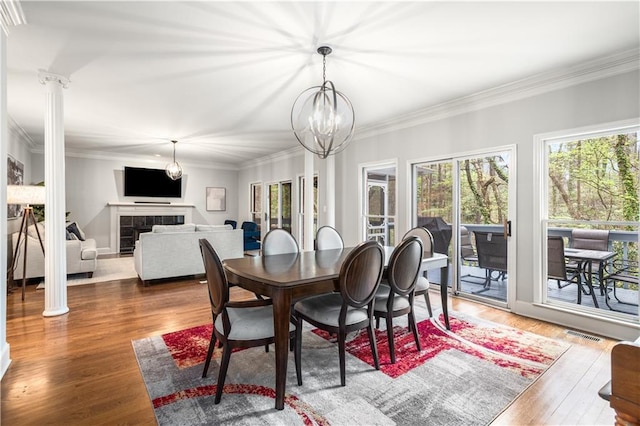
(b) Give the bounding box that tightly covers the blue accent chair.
[241,221,261,251]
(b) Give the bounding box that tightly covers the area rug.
[133,309,569,425]
[36,256,136,288]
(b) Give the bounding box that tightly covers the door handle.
[503,220,512,238]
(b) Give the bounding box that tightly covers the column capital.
[38,69,70,89]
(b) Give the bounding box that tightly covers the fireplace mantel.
[108,202,195,253]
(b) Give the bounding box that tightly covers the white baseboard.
[0,341,11,379]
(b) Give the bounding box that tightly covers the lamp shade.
[7,185,45,205]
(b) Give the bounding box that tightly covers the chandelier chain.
[322,54,326,84]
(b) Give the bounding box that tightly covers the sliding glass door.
[412,148,515,308]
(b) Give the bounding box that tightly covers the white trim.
[533,118,640,323]
[0,0,26,36]
[8,115,36,148]
[240,145,303,170]
[355,49,640,140]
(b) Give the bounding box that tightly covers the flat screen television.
[123,166,182,198]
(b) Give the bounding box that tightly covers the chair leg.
[215,343,232,404]
[409,309,422,352]
[295,317,303,386]
[338,330,347,387]
[422,291,432,317]
[202,329,217,378]
[375,316,380,329]
[366,320,380,371]
[385,315,396,364]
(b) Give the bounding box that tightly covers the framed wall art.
[7,154,24,219]
[206,187,226,211]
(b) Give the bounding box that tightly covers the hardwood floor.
[2,276,616,425]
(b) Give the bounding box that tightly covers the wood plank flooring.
[1,275,617,425]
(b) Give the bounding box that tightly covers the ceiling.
[6,1,640,168]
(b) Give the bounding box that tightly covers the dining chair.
[373,236,423,364]
[262,228,299,256]
[315,225,344,250]
[294,240,385,387]
[402,227,434,317]
[198,238,299,404]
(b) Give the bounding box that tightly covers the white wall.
[237,69,640,340]
[30,153,239,253]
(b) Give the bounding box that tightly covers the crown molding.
[7,115,36,148]
[355,48,640,140]
[240,144,304,170]
[29,147,240,172]
[0,0,26,36]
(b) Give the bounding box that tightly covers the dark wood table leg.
[271,289,291,410]
[440,264,450,330]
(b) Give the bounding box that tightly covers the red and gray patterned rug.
[133,310,569,425]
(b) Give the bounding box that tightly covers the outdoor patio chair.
[603,259,639,311]
[569,229,611,294]
[473,231,507,292]
[547,236,581,294]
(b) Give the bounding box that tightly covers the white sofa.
[133,223,244,284]
[11,222,98,280]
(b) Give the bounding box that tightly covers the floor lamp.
[7,185,45,301]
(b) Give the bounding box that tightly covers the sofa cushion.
[196,224,232,232]
[152,223,196,233]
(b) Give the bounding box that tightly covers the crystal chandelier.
[291,46,355,159]
[165,140,182,180]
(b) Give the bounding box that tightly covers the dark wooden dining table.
[564,247,617,308]
[223,246,450,410]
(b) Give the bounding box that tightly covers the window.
[540,122,639,320]
[250,182,262,229]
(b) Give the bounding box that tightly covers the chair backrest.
[460,225,476,260]
[402,226,434,253]
[241,221,258,233]
[338,240,384,308]
[386,236,423,296]
[199,238,229,317]
[262,228,299,256]
[547,236,567,280]
[316,225,344,250]
[473,231,507,272]
[571,229,610,251]
[224,220,237,229]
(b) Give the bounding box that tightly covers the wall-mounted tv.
[123,166,182,198]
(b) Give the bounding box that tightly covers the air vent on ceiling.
[565,329,602,342]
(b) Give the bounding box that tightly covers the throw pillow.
[66,222,85,241]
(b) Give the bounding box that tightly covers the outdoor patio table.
[564,248,617,308]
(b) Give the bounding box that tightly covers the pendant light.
[165,140,182,180]
[291,46,355,159]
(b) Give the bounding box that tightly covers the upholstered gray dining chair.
[373,236,424,364]
[401,227,433,317]
[315,225,344,250]
[262,228,299,256]
[199,239,299,404]
[293,240,385,387]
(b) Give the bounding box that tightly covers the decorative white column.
[325,155,335,228]
[38,70,70,317]
[303,149,314,251]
